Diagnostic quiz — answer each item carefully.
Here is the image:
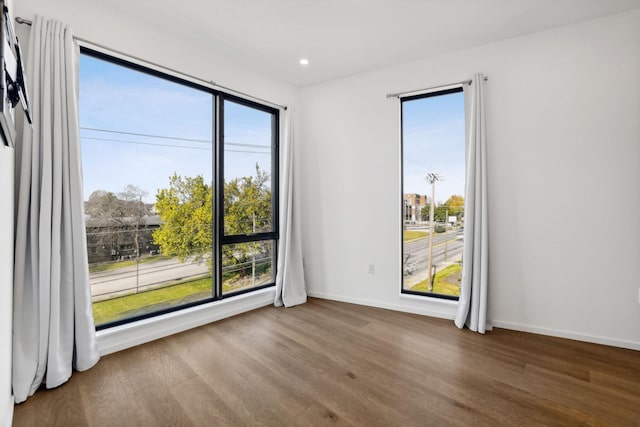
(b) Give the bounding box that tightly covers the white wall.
[0,147,14,427]
[299,10,640,350]
[1,0,15,419]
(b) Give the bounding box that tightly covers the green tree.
[153,174,213,263]
[444,195,464,218]
[445,194,464,207]
[152,165,271,277]
[434,206,448,222]
[222,165,272,277]
[419,196,465,222]
[421,205,450,222]
[224,165,271,235]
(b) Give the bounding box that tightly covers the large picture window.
[79,48,278,328]
[401,87,464,299]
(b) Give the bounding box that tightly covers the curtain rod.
[386,75,488,99]
[15,16,288,111]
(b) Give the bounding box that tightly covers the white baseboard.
[97,288,275,356]
[94,287,639,355]
[0,393,13,427]
[492,320,640,351]
[307,292,639,351]
[307,291,457,320]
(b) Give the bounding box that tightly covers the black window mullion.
[215,95,224,300]
[271,111,280,277]
[222,233,276,245]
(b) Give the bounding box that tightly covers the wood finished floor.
[13,298,640,426]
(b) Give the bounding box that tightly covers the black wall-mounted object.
[0,1,31,147]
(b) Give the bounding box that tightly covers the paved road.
[90,257,210,301]
[403,230,463,288]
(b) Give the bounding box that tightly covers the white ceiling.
[98,0,640,87]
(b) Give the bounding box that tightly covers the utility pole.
[252,213,256,287]
[135,195,142,294]
[425,173,442,292]
[444,208,448,262]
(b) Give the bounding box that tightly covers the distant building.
[85,216,161,264]
[403,193,427,222]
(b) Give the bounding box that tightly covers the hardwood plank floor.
[13,298,640,426]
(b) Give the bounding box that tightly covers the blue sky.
[403,91,465,204]
[79,53,460,206]
[79,54,272,203]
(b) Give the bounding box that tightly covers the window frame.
[217,93,280,299]
[400,86,463,301]
[79,47,280,329]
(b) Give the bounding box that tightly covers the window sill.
[399,291,459,305]
[96,287,275,356]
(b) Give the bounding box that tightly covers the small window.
[401,88,464,300]
[220,96,278,296]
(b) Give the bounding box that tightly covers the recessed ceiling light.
[299,58,309,66]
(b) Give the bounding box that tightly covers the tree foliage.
[444,195,464,217]
[152,174,213,263]
[224,165,271,235]
[86,186,149,220]
[421,205,450,222]
[420,195,465,222]
[152,165,271,275]
[222,165,272,276]
[86,190,121,218]
[86,186,150,257]
[119,185,149,215]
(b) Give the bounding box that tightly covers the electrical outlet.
[368,263,375,274]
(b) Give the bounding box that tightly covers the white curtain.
[274,108,307,307]
[13,16,99,404]
[455,74,489,333]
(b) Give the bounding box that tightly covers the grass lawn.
[411,263,462,296]
[92,272,269,325]
[93,276,213,325]
[403,230,428,242]
[89,256,166,273]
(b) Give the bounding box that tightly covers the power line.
[80,126,211,144]
[80,126,271,149]
[81,136,210,151]
[226,142,270,149]
[224,149,270,155]
[81,136,271,154]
